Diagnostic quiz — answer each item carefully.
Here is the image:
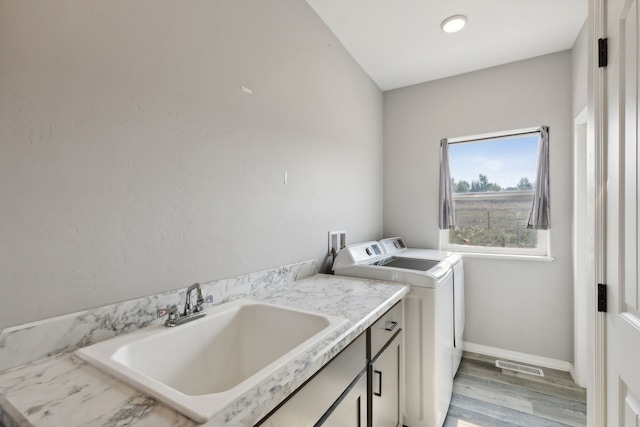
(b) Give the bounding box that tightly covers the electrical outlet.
[328,230,347,255]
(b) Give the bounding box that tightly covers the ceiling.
[305,0,588,91]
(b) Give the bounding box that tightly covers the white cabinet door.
[321,372,367,427]
[371,331,402,427]
[259,334,366,426]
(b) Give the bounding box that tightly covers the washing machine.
[333,241,453,427]
[379,237,465,376]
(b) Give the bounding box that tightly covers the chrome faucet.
[157,283,213,327]
[184,282,205,315]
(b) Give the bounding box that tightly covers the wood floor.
[443,352,587,427]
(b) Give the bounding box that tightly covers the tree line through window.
[451,174,533,193]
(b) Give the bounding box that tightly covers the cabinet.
[368,302,404,427]
[257,301,404,427]
[258,334,366,426]
[321,371,367,427]
[371,332,402,426]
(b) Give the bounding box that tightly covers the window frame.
[439,127,550,257]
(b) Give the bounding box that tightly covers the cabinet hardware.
[384,321,398,332]
[374,370,382,397]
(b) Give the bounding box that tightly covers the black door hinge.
[598,283,607,312]
[598,38,608,67]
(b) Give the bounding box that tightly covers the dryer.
[379,237,465,376]
[333,241,453,427]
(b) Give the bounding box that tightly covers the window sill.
[456,252,554,262]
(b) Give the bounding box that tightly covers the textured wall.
[0,0,383,328]
[383,51,574,362]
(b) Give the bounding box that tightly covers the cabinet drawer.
[370,301,403,358]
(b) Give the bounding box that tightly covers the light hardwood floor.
[443,352,587,427]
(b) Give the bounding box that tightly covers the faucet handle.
[195,294,213,312]
[157,305,180,324]
[157,305,177,317]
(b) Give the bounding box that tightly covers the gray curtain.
[527,126,550,229]
[439,139,455,229]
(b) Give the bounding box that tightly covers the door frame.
[589,0,606,426]
[572,106,588,388]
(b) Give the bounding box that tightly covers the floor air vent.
[495,360,544,377]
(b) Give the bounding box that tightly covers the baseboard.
[463,341,574,373]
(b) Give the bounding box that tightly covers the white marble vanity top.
[0,269,408,426]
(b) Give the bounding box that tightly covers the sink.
[76,298,347,423]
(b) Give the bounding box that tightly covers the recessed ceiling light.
[441,15,467,33]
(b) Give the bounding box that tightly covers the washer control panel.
[334,241,385,267]
[379,237,407,254]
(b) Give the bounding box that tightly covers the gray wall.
[572,22,589,116]
[383,51,574,362]
[0,0,383,328]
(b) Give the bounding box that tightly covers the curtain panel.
[439,139,455,230]
[527,126,550,230]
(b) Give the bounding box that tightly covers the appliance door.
[377,257,441,271]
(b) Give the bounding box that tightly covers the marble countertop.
[0,273,408,427]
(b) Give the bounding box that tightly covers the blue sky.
[448,135,539,189]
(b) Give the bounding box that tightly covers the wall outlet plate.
[328,231,347,255]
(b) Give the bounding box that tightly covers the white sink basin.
[76,298,347,423]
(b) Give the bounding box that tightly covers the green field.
[449,197,537,248]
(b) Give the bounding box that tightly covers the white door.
[603,0,640,425]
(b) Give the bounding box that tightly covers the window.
[439,127,549,257]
